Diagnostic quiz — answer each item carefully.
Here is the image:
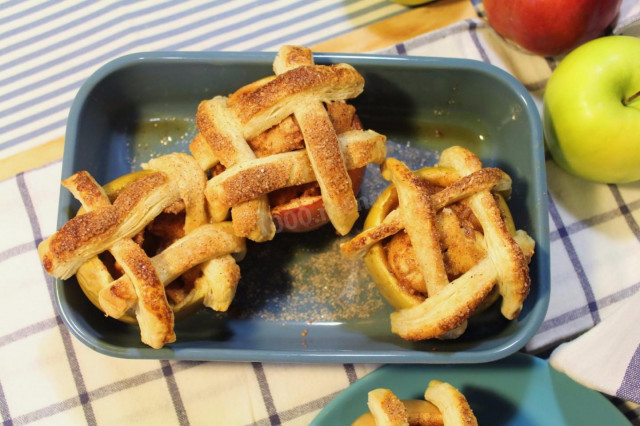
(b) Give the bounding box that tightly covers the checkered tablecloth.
[2,0,640,425]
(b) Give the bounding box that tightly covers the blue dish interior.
[56,51,549,362]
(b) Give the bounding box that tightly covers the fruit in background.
[389,0,438,5]
[483,0,622,56]
[543,35,640,183]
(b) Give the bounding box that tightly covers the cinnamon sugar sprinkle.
[230,230,385,323]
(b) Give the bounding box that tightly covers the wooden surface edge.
[5,0,476,179]
[311,0,476,53]
[0,137,64,181]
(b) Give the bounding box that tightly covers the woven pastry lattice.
[38,46,386,348]
[192,45,385,241]
[341,146,535,340]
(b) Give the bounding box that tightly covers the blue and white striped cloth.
[2,0,640,424]
[0,0,406,160]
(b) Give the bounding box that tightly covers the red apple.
[270,167,366,233]
[483,0,622,57]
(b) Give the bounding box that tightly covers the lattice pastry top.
[341,146,535,341]
[38,45,386,349]
[357,380,477,426]
[39,153,246,348]
[192,45,386,241]
[39,46,532,349]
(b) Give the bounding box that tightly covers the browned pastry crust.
[142,153,207,233]
[205,130,385,208]
[194,45,382,237]
[192,100,367,221]
[197,96,276,242]
[39,171,180,280]
[424,380,478,426]
[231,63,364,140]
[384,158,449,296]
[292,101,359,234]
[189,132,219,172]
[390,231,533,340]
[63,169,111,209]
[439,146,530,320]
[99,222,245,319]
[51,170,177,348]
[340,167,512,259]
[269,45,360,235]
[366,388,409,425]
[192,254,241,312]
[109,239,175,348]
[341,147,534,340]
[42,158,247,348]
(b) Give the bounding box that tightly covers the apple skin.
[484,0,622,57]
[389,0,437,5]
[271,167,366,233]
[543,35,640,183]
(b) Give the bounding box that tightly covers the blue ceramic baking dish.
[56,51,549,363]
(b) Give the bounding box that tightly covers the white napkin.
[550,290,640,404]
[376,0,640,405]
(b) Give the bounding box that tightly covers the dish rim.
[310,352,629,425]
[56,50,550,363]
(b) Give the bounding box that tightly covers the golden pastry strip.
[344,208,403,258]
[342,146,534,340]
[197,96,257,165]
[143,152,208,233]
[189,133,230,223]
[38,171,180,279]
[271,45,359,235]
[439,146,530,320]
[340,167,512,259]
[99,222,245,319]
[197,96,276,242]
[424,380,478,426]
[390,231,534,340]
[63,170,111,210]
[231,63,364,140]
[367,389,409,426]
[189,133,219,171]
[57,171,175,349]
[272,44,314,72]
[206,129,385,207]
[384,158,448,296]
[194,254,241,312]
[295,102,359,235]
[109,239,175,349]
[142,152,241,319]
[355,384,466,426]
[195,45,376,237]
[165,254,241,314]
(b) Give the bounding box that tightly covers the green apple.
[543,35,640,183]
